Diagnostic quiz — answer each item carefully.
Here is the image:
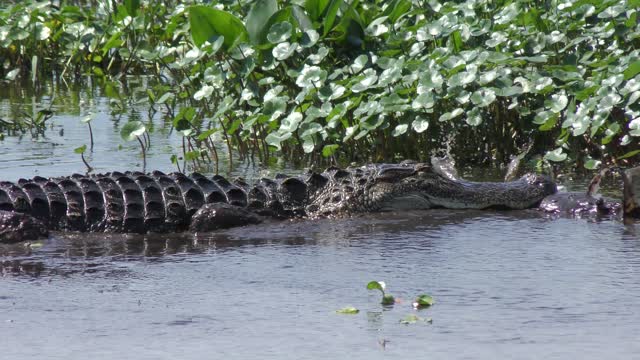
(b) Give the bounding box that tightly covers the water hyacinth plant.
[0,0,639,169]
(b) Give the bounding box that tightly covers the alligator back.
[0,171,310,233]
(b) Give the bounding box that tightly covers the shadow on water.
[6,206,640,280]
[1,209,556,278]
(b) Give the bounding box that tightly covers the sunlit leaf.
[74,144,87,154]
[412,117,429,133]
[322,144,339,157]
[392,124,408,137]
[267,22,293,44]
[544,147,567,162]
[367,281,386,293]
[120,121,146,142]
[272,42,298,60]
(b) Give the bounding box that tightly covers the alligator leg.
[189,203,263,232]
[0,210,48,243]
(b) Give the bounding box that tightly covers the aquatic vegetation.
[367,280,396,305]
[335,306,360,314]
[1,0,639,168]
[120,120,149,171]
[399,314,433,325]
[413,294,435,309]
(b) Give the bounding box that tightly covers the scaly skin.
[0,162,557,243]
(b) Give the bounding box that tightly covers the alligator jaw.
[379,193,433,211]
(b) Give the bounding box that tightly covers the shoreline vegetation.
[0,0,639,171]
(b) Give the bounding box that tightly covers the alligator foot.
[0,210,48,243]
[189,203,263,232]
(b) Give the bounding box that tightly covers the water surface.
[2,78,639,359]
[2,210,640,359]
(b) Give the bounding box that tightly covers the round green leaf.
[272,42,298,60]
[544,147,567,162]
[267,21,293,44]
[366,281,386,293]
[412,117,429,133]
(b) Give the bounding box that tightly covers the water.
[2,80,639,359]
[2,211,640,359]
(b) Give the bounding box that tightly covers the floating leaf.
[413,294,435,308]
[381,294,395,305]
[336,307,360,314]
[400,314,433,325]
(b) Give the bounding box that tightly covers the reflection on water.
[3,210,640,359]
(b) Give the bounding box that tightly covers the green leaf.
[265,132,292,150]
[5,68,19,81]
[381,294,395,305]
[302,136,316,153]
[366,281,386,293]
[267,22,293,44]
[272,42,298,60]
[124,0,140,17]
[624,61,640,81]
[414,294,434,308]
[335,306,359,314]
[544,147,567,162]
[189,6,248,51]
[392,124,408,137]
[584,158,601,170]
[412,117,429,133]
[383,0,411,23]
[305,0,330,21]
[322,144,339,157]
[323,0,343,36]
[246,0,278,44]
[439,108,464,122]
[74,145,87,154]
[120,121,146,142]
[618,150,640,160]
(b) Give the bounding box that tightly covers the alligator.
[0,161,559,243]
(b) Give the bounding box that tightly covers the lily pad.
[336,306,360,314]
